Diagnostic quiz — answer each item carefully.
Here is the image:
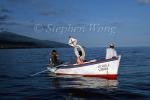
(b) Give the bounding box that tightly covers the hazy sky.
[0,0,150,47]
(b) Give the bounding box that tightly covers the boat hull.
[48,55,121,80]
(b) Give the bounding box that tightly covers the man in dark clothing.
[50,50,59,67]
[50,50,62,67]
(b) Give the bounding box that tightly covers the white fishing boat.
[47,37,121,80]
[47,55,121,80]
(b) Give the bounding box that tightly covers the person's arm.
[49,53,51,64]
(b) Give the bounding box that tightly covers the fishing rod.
[30,63,68,77]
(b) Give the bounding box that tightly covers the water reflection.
[48,73,118,99]
[48,73,118,89]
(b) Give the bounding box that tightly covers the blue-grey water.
[0,47,150,100]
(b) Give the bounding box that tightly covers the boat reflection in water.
[49,73,118,89]
[48,73,118,99]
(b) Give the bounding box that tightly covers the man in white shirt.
[106,43,117,59]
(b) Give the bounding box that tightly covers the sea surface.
[0,47,150,100]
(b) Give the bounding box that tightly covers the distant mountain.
[0,31,69,48]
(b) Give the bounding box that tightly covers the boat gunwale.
[57,57,119,69]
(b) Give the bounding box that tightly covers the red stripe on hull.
[56,73,117,80]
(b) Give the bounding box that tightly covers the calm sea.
[0,47,150,100]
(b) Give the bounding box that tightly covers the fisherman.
[106,43,117,59]
[50,50,61,67]
[68,36,85,64]
[76,50,84,64]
